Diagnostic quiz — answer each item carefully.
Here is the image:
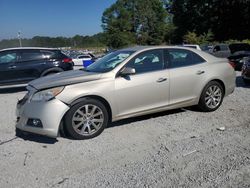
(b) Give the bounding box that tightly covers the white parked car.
[72,54,95,67]
[183,44,202,51]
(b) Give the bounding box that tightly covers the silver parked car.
[16,46,236,139]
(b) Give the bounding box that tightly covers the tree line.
[1,0,250,49]
[0,34,106,50]
[102,0,250,48]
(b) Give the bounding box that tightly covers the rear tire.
[64,98,108,140]
[198,81,224,112]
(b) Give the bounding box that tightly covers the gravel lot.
[0,73,250,188]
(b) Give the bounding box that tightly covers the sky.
[0,0,116,40]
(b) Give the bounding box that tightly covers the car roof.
[121,45,204,52]
[183,44,199,47]
[0,47,58,52]
[119,45,223,62]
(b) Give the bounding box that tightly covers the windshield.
[85,50,134,73]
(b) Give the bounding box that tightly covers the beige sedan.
[16,46,236,139]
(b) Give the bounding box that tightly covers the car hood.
[29,70,102,90]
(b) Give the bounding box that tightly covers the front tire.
[64,98,108,139]
[198,81,224,112]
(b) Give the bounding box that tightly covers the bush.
[183,31,213,45]
[242,39,250,45]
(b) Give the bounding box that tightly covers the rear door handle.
[157,78,168,83]
[9,65,17,69]
[196,70,205,75]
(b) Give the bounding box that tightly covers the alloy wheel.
[204,85,222,109]
[72,104,104,136]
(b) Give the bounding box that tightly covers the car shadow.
[0,86,27,94]
[16,130,58,144]
[108,108,185,128]
[236,75,250,88]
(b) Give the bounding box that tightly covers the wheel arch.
[59,95,113,137]
[199,79,225,97]
[207,79,225,94]
[69,95,112,123]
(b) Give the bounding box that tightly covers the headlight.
[31,86,64,102]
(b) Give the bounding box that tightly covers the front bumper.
[16,98,70,138]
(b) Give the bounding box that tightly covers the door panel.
[114,49,169,117]
[14,50,46,82]
[14,60,44,81]
[115,70,169,117]
[167,48,207,105]
[169,64,207,104]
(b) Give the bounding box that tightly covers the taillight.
[63,58,72,63]
[228,60,236,69]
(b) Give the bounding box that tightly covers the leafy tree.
[183,31,213,44]
[102,0,168,48]
[172,0,250,42]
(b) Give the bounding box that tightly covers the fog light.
[27,119,43,128]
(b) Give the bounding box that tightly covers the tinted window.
[19,50,43,62]
[126,49,164,74]
[0,51,17,64]
[42,50,55,59]
[41,50,67,59]
[167,49,205,68]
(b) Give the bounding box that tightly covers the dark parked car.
[228,51,250,71]
[210,43,250,71]
[242,57,250,84]
[209,44,231,58]
[0,47,73,86]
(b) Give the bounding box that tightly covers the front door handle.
[196,70,205,75]
[9,65,17,69]
[157,78,168,83]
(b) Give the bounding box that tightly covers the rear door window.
[167,49,205,68]
[19,50,43,62]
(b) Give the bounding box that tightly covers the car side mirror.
[119,67,136,76]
